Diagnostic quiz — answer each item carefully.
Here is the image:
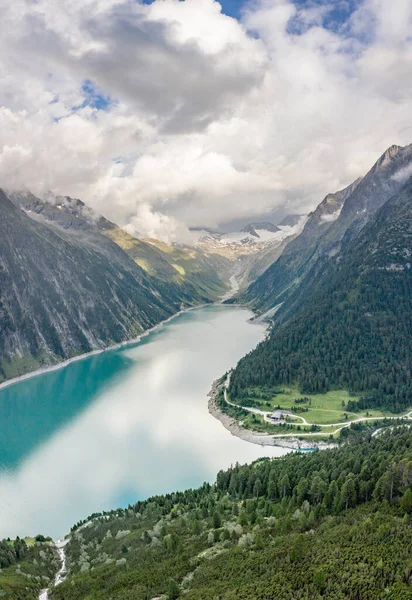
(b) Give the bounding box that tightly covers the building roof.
[271,410,284,419]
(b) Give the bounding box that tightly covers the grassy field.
[231,385,406,427]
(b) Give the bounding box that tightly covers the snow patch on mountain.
[190,216,307,248]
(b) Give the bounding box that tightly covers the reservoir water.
[0,305,288,539]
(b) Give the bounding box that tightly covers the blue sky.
[215,0,245,18]
[142,0,359,25]
[223,0,360,25]
[142,0,246,19]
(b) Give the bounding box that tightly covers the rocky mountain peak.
[376,144,404,166]
[277,214,303,228]
[242,222,280,237]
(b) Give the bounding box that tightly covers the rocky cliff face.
[0,189,222,382]
[10,189,232,301]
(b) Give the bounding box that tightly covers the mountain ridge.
[0,189,228,382]
[241,143,412,312]
[229,166,412,412]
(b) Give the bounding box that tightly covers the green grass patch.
[231,386,408,426]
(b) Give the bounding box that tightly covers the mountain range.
[191,216,306,287]
[2,143,411,399]
[0,186,307,383]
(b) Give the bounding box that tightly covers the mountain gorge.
[193,217,306,288]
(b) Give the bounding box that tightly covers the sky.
[1,0,412,241]
[144,0,246,19]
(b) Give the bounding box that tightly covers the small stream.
[39,539,69,600]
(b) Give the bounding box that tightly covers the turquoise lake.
[0,305,288,539]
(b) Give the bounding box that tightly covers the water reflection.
[0,353,134,469]
[0,306,288,538]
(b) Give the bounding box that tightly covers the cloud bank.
[1,0,412,240]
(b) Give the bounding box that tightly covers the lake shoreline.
[207,378,333,451]
[0,302,215,392]
[0,303,282,538]
[0,267,246,393]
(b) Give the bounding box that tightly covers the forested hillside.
[23,429,412,599]
[0,536,58,599]
[230,174,412,412]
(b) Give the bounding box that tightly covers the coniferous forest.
[40,430,412,599]
[229,175,412,413]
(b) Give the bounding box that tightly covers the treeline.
[73,429,412,531]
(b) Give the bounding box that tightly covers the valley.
[1,144,412,600]
[0,188,300,386]
[2,1,412,597]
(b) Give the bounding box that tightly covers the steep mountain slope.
[10,190,231,301]
[104,230,231,300]
[0,190,219,382]
[229,175,412,412]
[4,429,409,600]
[243,143,412,312]
[240,179,361,309]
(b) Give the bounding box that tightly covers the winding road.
[223,375,412,439]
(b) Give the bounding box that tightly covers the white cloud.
[0,0,412,240]
[392,163,412,184]
[124,204,194,244]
